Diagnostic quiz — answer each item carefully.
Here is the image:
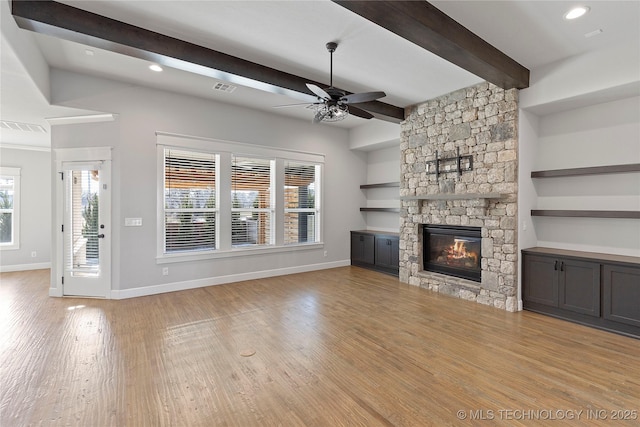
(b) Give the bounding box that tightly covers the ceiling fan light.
[316,103,349,122]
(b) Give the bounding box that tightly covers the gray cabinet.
[351,230,399,276]
[522,248,640,338]
[375,236,399,271]
[350,232,375,265]
[523,254,600,316]
[523,254,559,307]
[603,264,640,328]
[559,258,601,317]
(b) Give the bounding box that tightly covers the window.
[231,156,274,247]
[157,133,323,261]
[284,161,320,244]
[0,167,20,250]
[163,149,218,253]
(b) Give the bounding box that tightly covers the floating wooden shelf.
[360,208,400,213]
[531,163,640,178]
[531,210,640,219]
[400,193,505,201]
[360,182,400,189]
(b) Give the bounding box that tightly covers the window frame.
[0,167,21,250]
[156,133,324,264]
[231,155,275,248]
[163,148,219,255]
[284,161,321,246]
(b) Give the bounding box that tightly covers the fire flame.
[446,238,478,265]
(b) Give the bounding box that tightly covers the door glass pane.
[66,170,100,277]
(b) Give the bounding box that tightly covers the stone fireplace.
[399,82,519,312]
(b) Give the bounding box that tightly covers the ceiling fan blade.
[341,91,386,104]
[273,102,319,109]
[348,105,374,120]
[306,83,332,100]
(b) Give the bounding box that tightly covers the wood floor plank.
[1,267,639,426]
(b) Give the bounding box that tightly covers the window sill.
[0,244,20,251]
[156,242,324,264]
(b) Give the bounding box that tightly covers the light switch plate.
[125,217,143,227]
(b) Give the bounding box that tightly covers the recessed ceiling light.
[149,64,163,72]
[84,49,94,56]
[564,6,590,20]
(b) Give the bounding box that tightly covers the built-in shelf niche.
[530,163,640,220]
[360,182,400,189]
[531,210,640,219]
[360,182,400,213]
[531,163,640,178]
[359,207,400,213]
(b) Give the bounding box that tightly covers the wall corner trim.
[46,113,118,126]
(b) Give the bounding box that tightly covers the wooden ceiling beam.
[332,1,529,90]
[11,0,405,123]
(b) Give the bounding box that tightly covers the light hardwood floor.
[1,267,639,426]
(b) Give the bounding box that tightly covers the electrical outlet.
[31,251,37,258]
[162,267,169,276]
[323,251,328,257]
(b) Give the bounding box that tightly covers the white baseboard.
[49,287,63,297]
[0,262,51,273]
[111,260,351,299]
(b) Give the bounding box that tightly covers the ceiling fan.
[275,42,386,123]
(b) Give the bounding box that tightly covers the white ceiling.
[1,0,639,148]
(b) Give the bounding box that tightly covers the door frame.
[53,147,112,298]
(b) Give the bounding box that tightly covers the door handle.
[98,234,105,239]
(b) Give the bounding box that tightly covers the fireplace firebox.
[423,225,481,282]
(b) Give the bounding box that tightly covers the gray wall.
[50,69,367,295]
[0,147,51,270]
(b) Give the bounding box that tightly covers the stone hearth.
[399,82,519,312]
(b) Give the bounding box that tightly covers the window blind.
[284,161,319,244]
[231,156,274,247]
[164,149,218,252]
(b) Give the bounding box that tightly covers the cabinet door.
[603,264,640,327]
[375,236,399,269]
[351,233,375,265]
[558,259,601,317]
[523,254,558,307]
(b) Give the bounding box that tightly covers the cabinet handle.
[560,262,564,272]
[554,260,558,271]
[360,236,364,242]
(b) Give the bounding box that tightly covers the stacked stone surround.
[399,82,519,312]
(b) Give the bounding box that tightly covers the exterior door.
[62,161,111,297]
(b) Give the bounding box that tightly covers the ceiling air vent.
[212,82,237,93]
[0,120,47,133]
